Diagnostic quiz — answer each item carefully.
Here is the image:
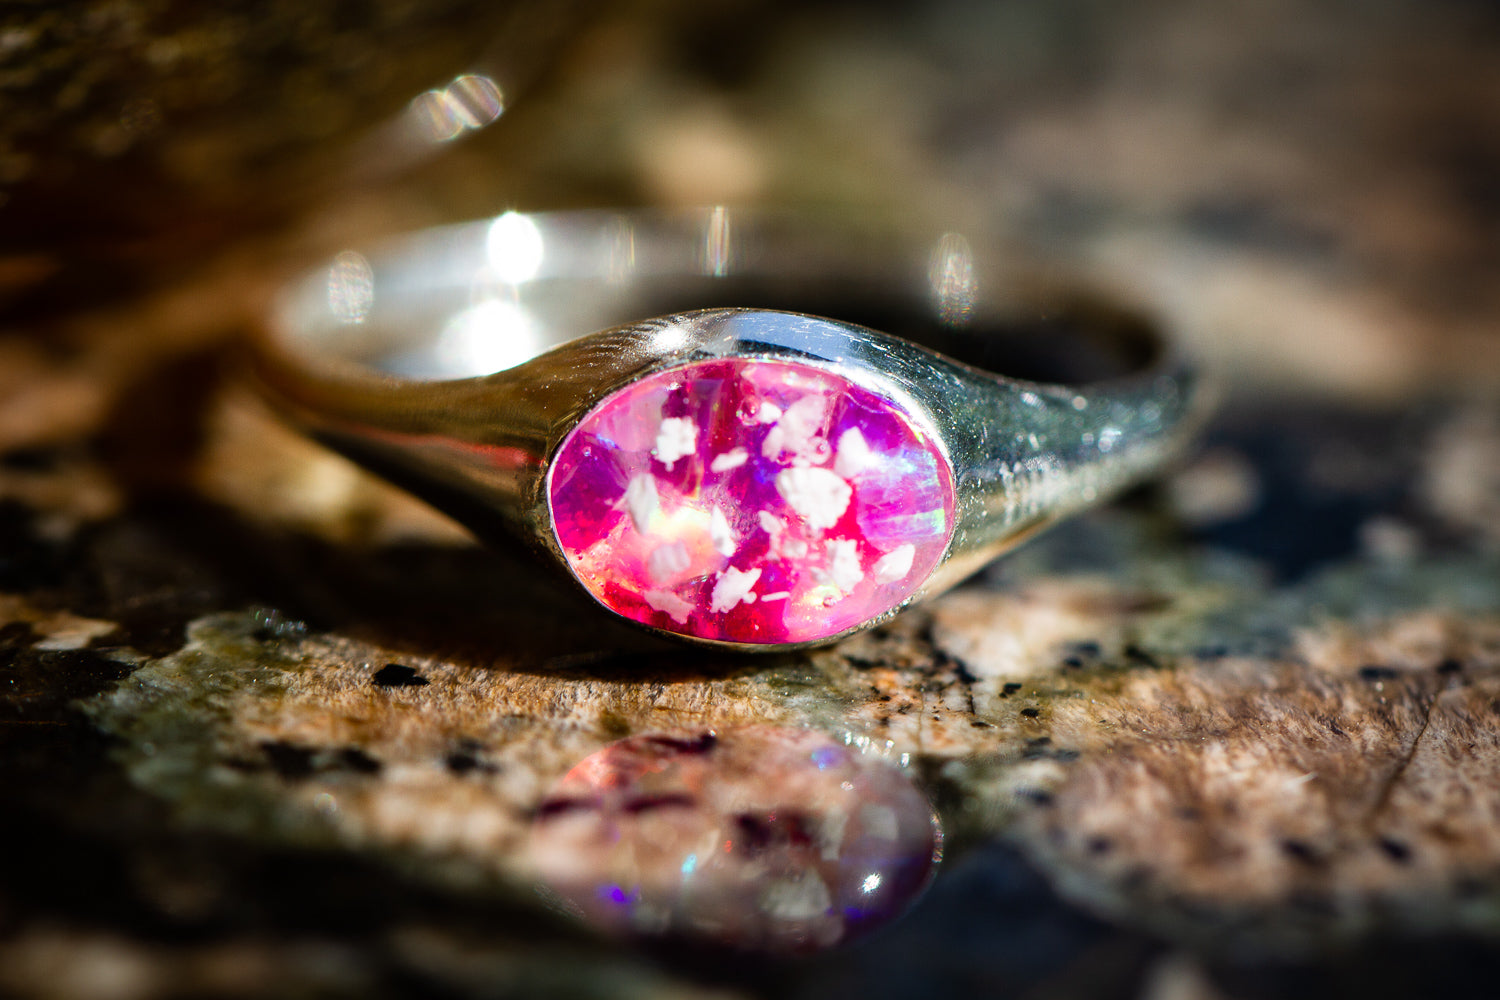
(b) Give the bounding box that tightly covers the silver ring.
[251,207,1211,650]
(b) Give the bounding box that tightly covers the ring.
[250,208,1209,650]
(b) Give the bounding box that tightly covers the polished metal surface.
[251,208,1212,648]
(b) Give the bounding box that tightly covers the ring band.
[250,208,1210,650]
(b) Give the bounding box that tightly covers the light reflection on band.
[435,298,541,378]
[928,231,976,326]
[327,250,374,326]
[606,215,638,284]
[701,205,732,277]
[486,210,546,284]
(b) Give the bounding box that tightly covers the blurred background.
[2,0,1495,560]
[3,0,1496,537]
[6,0,1500,387]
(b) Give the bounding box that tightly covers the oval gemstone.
[548,358,955,644]
[528,727,942,953]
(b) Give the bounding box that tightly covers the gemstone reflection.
[528,727,941,954]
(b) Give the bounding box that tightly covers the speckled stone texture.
[549,357,953,644]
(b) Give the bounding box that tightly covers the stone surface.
[529,727,940,953]
[549,358,954,645]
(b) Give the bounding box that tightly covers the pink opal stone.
[548,358,955,644]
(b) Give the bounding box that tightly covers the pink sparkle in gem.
[548,358,955,644]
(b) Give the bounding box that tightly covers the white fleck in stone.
[760,591,790,601]
[826,538,863,594]
[833,427,873,478]
[644,589,693,624]
[762,871,831,921]
[653,416,697,469]
[775,467,852,530]
[648,541,691,583]
[710,448,748,473]
[872,544,915,584]
[760,509,810,560]
[762,394,830,462]
[709,506,736,557]
[761,424,784,460]
[757,401,782,423]
[622,474,659,533]
[710,566,762,613]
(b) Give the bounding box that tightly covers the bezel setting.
[547,352,957,646]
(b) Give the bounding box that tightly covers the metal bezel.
[534,314,962,651]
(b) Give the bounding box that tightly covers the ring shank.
[255,208,1212,644]
[271,208,1167,388]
